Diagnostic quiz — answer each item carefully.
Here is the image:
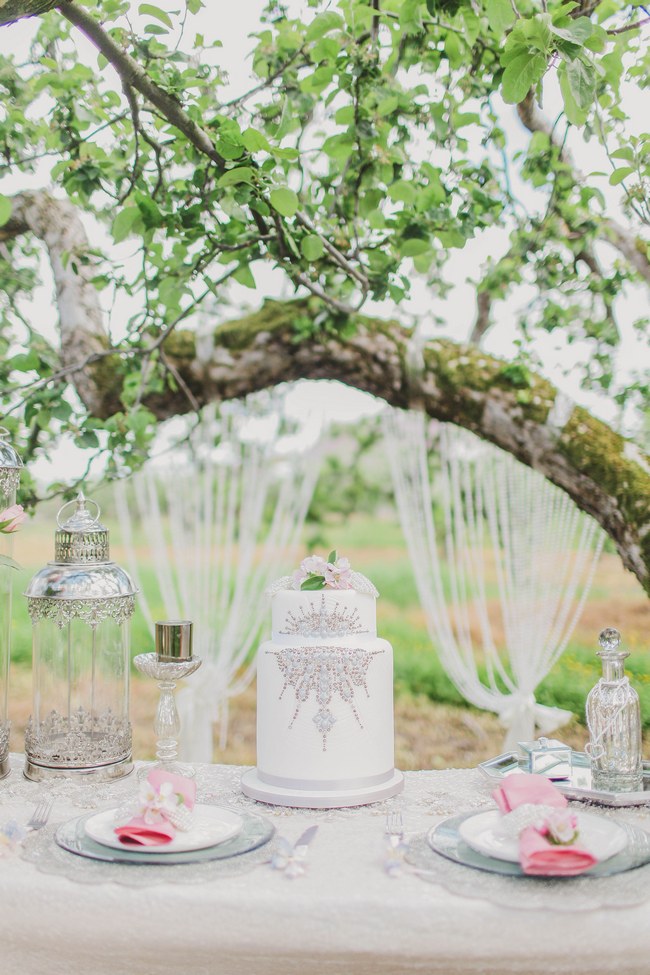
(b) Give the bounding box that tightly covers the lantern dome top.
[53,492,110,564]
[57,492,103,532]
[0,427,23,470]
[24,491,137,601]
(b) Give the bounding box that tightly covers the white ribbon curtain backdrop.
[115,395,321,762]
[383,408,605,749]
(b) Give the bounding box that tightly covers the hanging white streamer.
[383,408,604,749]
[115,395,321,762]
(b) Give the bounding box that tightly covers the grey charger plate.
[479,750,650,807]
[426,812,650,878]
[56,809,274,865]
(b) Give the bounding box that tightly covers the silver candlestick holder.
[134,620,201,779]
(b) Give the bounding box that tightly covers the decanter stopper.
[586,627,643,793]
[599,627,621,652]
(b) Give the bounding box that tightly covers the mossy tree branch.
[71,298,650,596]
[0,0,56,26]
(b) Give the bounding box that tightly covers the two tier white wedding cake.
[241,554,404,808]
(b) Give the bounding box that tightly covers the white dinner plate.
[84,805,243,854]
[458,809,627,864]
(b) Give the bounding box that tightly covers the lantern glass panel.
[32,619,129,726]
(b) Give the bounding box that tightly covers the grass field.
[4,502,649,768]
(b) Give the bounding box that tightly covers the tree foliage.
[0,0,648,577]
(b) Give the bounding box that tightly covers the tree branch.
[124,301,647,595]
[0,0,56,26]
[516,91,650,285]
[469,289,492,345]
[607,14,650,34]
[2,191,108,414]
[55,1,227,171]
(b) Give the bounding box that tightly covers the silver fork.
[26,797,54,831]
[385,810,404,848]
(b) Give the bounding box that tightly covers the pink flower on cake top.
[267,551,379,598]
[292,551,353,591]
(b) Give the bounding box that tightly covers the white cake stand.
[240,767,404,809]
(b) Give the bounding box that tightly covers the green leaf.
[136,195,163,230]
[0,194,12,228]
[523,14,552,53]
[215,138,244,160]
[312,37,340,61]
[272,147,299,160]
[327,549,337,563]
[187,0,202,12]
[413,251,435,273]
[0,554,21,571]
[111,206,140,243]
[565,58,595,111]
[400,238,430,257]
[242,128,271,152]
[217,167,255,187]
[388,180,417,205]
[138,3,173,27]
[301,575,325,591]
[485,0,515,34]
[609,166,635,186]
[233,264,256,288]
[269,187,299,217]
[376,95,399,117]
[501,52,547,105]
[335,105,355,125]
[610,147,634,162]
[583,23,607,53]
[551,16,592,45]
[300,235,324,261]
[444,32,463,70]
[558,62,587,125]
[305,11,343,42]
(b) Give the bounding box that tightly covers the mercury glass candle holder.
[134,647,201,779]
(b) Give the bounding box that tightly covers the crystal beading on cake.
[241,552,404,808]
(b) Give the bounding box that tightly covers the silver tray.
[55,809,274,865]
[425,812,650,878]
[479,750,650,807]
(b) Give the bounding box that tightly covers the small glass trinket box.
[518,737,572,780]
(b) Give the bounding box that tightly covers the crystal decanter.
[586,627,643,793]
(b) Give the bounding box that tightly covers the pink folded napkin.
[493,773,567,814]
[114,769,196,847]
[519,824,598,876]
[492,773,597,877]
[114,816,177,847]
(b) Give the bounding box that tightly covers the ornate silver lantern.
[0,428,23,779]
[24,493,137,781]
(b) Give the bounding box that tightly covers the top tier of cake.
[271,589,376,644]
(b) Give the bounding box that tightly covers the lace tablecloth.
[2,755,650,975]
